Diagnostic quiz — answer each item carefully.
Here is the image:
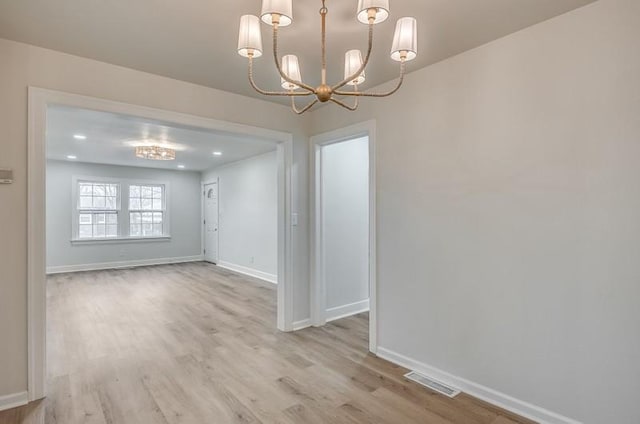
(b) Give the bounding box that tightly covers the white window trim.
[71,175,171,242]
[70,236,171,245]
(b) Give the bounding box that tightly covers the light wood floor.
[0,262,534,424]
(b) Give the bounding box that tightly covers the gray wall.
[322,137,369,314]
[202,151,278,279]
[309,0,640,422]
[46,160,202,269]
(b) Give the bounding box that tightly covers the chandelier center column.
[316,0,332,102]
[320,0,327,85]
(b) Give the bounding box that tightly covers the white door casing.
[204,181,219,263]
[29,88,296,402]
[310,120,377,354]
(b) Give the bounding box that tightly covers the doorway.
[203,180,219,263]
[311,120,377,353]
[27,88,296,401]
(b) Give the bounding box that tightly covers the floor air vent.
[404,371,461,398]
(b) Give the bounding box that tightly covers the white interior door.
[204,182,219,263]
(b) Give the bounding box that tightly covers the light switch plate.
[291,213,298,226]
[0,168,13,184]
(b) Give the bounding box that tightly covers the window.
[76,181,120,239]
[129,185,165,237]
[73,178,169,241]
[78,211,118,238]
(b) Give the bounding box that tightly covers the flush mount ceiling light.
[237,0,418,114]
[135,145,176,161]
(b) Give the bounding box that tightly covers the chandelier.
[135,145,176,161]
[237,0,418,114]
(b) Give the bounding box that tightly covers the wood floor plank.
[0,262,534,424]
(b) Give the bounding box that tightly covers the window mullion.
[122,182,129,238]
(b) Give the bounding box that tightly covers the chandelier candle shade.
[261,0,293,27]
[237,0,418,114]
[281,55,302,89]
[344,49,366,85]
[135,146,176,161]
[357,0,389,24]
[391,17,418,61]
[238,15,263,58]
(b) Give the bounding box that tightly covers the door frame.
[201,179,220,264]
[27,87,296,402]
[310,120,377,354]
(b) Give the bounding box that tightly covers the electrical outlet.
[250,256,254,264]
[119,249,126,257]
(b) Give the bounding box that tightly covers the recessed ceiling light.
[67,155,77,160]
[177,164,185,169]
[213,151,222,156]
[73,134,87,140]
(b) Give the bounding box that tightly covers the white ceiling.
[0,0,596,105]
[46,105,277,171]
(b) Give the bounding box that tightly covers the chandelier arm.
[331,22,374,91]
[334,59,406,98]
[291,97,319,114]
[272,24,316,93]
[329,96,359,111]
[248,56,313,97]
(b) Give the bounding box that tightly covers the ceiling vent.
[404,371,461,398]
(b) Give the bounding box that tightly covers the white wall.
[0,38,311,398]
[202,151,278,281]
[46,160,202,270]
[322,137,370,318]
[309,1,640,422]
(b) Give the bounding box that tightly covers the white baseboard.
[0,391,28,412]
[292,318,312,331]
[326,299,370,322]
[376,347,581,424]
[46,255,204,274]
[217,261,278,284]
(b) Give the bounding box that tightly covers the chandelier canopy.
[135,145,176,161]
[237,0,418,114]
